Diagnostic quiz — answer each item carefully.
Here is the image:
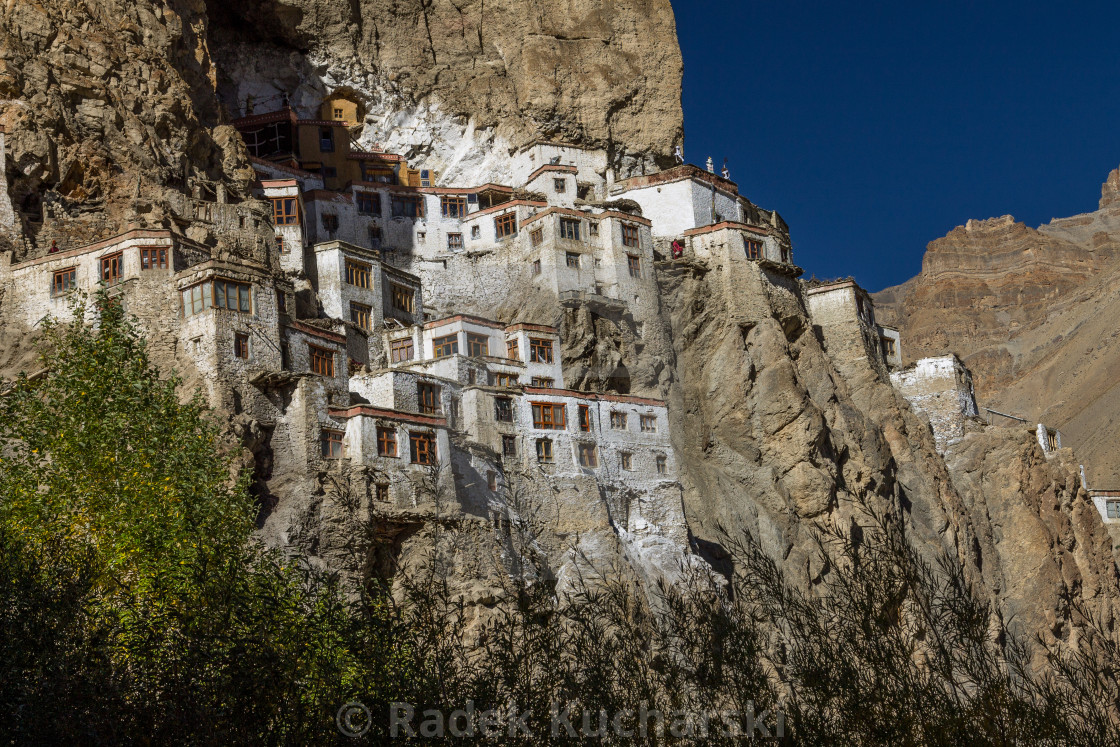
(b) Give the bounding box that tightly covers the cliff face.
[875,170,1120,486]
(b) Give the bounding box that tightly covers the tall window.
[640,414,657,433]
[622,223,640,247]
[321,429,343,459]
[744,238,763,259]
[531,402,566,430]
[390,337,414,363]
[272,197,299,225]
[529,338,554,364]
[610,411,627,430]
[447,233,464,251]
[319,127,334,152]
[506,339,520,361]
[391,284,415,314]
[346,260,372,288]
[234,332,250,360]
[589,222,599,237]
[781,247,792,264]
[376,484,390,502]
[494,397,513,423]
[275,235,286,255]
[620,452,633,471]
[140,246,168,270]
[441,196,467,218]
[467,333,489,357]
[377,426,398,457]
[100,252,123,283]
[502,435,517,457]
[627,254,642,279]
[418,382,441,415]
[368,223,382,248]
[410,432,436,465]
[535,438,554,464]
[471,225,481,239]
[309,346,335,377]
[51,267,76,296]
[656,455,668,475]
[432,334,458,358]
[495,212,517,239]
[350,302,372,330]
[1046,430,1059,452]
[578,405,591,432]
[578,444,598,468]
[532,259,541,276]
[391,195,424,218]
[559,218,580,241]
[531,228,544,246]
[356,192,380,215]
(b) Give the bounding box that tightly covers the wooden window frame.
[1107,500,1120,519]
[356,191,381,215]
[531,376,554,388]
[272,197,299,225]
[390,283,416,314]
[391,194,424,218]
[447,232,464,251]
[417,382,441,415]
[530,227,544,246]
[494,396,513,423]
[375,483,390,502]
[410,431,436,465]
[234,332,250,360]
[535,438,554,464]
[656,454,668,475]
[559,218,581,241]
[320,429,344,459]
[610,411,627,430]
[432,334,458,358]
[493,372,519,387]
[553,178,567,193]
[578,443,598,468]
[529,337,554,364]
[566,252,580,268]
[390,337,415,363]
[467,332,489,357]
[640,414,657,433]
[627,253,642,279]
[502,435,517,458]
[589,221,599,237]
[139,246,168,270]
[441,195,467,218]
[319,127,335,153]
[51,267,76,297]
[350,301,372,330]
[531,259,542,276]
[744,238,763,260]
[494,212,517,239]
[100,252,123,284]
[309,345,335,377]
[578,405,591,432]
[622,223,640,248]
[531,402,566,430]
[377,426,398,457]
[213,279,252,313]
[506,339,520,361]
[621,452,633,471]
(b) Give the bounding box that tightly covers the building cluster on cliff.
[1,88,1114,535]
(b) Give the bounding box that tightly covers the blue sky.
[674,1,1120,291]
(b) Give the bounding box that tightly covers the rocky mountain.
[1,0,1118,676]
[875,169,1120,487]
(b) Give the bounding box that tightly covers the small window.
[377,426,398,457]
[468,368,477,385]
[391,195,424,218]
[416,231,426,244]
[418,382,441,415]
[493,372,519,387]
[1046,429,1059,452]
[566,252,580,268]
[391,284,416,314]
[487,471,499,491]
[627,254,642,279]
[532,259,542,276]
[140,246,168,270]
[319,127,334,152]
[531,377,554,388]
[506,339,520,361]
[272,198,299,225]
[432,334,458,358]
[495,212,518,239]
[1107,500,1120,519]
[51,267,76,296]
[321,214,339,232]
[275,235,286,255]
[357,192,380,215]
[471,225,481,240]
[535,438,554,464]
[368,223,382,247]
[589,222,599,237]
[578,405,591,432]
[234,332,250,360]
[320,429,343,459]
[467,333,489,357]
[346,260,372,288]
[309,346,335,377]
[744,238,763,260]
[531,227,544,246]
[881,337,897,358]
[390,337,414,363]
[448,233,464,251]
[621,452,633,471]
[554,178,567,193]
[531,402,566,430]
[640,414,657,433]
[376,483,390,502]
[100,252,123,283]
[656,455,667,475]
[622,224,640,248]
[610,411,627,430]
[277,291,287,313]
[502,435,517,457]
[578,443,598,468]
[494,397,513,423]
[441,196,467,218]
[410,431,436,465]
[333,106,344,120]
[529,338,554,364]
[559,218,580,241]
[350,302,372,330]
[781,247,792,264]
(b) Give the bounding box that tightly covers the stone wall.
[890,355,979,452]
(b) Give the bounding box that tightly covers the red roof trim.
[467,199,548,219]
[232,109,298,128]
[11,229,177,270]
[522,386,665,407]
[328,405,448,427]
[682,221,769,238]
[424,314,506,331]
[526,163,579,182]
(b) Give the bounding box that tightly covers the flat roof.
[523,386,665,407]
[328,405,448,428]
[682,220,768,239]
